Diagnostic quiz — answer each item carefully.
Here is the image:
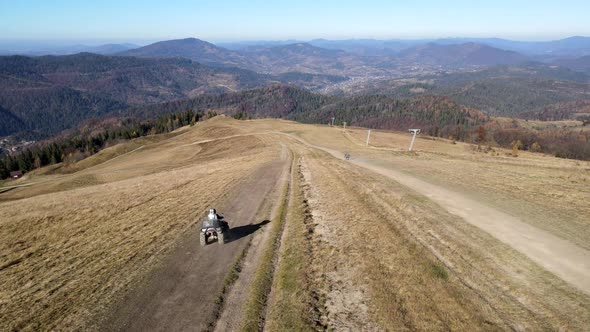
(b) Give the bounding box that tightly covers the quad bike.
[344,152,351,160]
[200,208,230,246]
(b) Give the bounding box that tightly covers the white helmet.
[208,208,217,220]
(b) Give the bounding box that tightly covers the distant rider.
[208,208,229,230]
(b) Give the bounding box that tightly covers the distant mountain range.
[115,37,538,75]
[0,43,138,56]
[6,36,590,59]
[394,42,529,67]
[225,36,590,57]
[6,36,590,75]
[329,64,590,116]
[0,53,344,137]
[555,55,590,74]
[2,35,590,141]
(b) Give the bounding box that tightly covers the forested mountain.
[294,94,488,138]
[555,55,590,74]
[518,100,590,120]
[130,84,335,119]
[0,53,273,105]
[0,83,127,138]
[394,43,529,67]
[0,53,345,138]
[131,84,486,139]
[120,39,377,75]
[0,105,26,136]
[120,38,536,75]
[334,64,590,116]
[118,38,252,68]
[240,43,370,75]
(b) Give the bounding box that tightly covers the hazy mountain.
[0,43,138,56]
[242,43,369,75]
[395,43,529,67]
[308,39,427,56]
[118,37,253,68]
[555,55,590,75]
[309,37,590,57]
[121,39,376,75]
[121,38,542,75]
[424,37,590,59]
[216,40,301,51]
[81,43,138,55]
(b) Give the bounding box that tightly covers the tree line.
[0,110,209,180]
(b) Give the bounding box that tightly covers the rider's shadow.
[225,219,271,243]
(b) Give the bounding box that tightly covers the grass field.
[1,117,589,331]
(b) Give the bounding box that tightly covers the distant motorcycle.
[344,152,351,160]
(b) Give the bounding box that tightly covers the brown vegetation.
[1,117,589,331]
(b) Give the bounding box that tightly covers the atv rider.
[208,208,229,230]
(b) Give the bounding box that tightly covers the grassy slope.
[299,141,589,330]
[0,119,275,330]
[2,117,589,331]
[226,119,590,330]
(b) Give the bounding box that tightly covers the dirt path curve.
[100,159,287,331]
[282,133,590,296]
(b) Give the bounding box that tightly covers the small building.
[10,171,23,179]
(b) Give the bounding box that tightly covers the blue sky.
[0,0,589,42]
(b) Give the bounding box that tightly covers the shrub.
[430,263,449,280]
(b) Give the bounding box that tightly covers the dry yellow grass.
[290,139,590,330]
[2,117,589,331]
[239,120,590,249]
[219,119,590,329]
[342,126,590,249]
[0,118,281,330]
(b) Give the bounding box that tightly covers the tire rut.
[99,159,286,332]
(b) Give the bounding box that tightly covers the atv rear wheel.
[199,233,206,246]
[218,232,225,244]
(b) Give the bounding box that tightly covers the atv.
[200,208,229,246]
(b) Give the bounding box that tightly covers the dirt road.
[100,159,287,331]
[287,133,590,296]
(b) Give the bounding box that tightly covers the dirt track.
[100,158,287,331]
[3,118,588,330]
[290,134,590,296]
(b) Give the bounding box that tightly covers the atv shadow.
[226,219,271,243]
